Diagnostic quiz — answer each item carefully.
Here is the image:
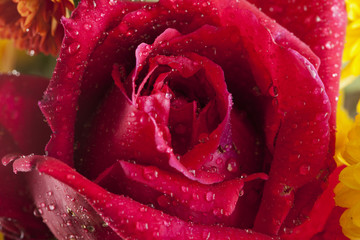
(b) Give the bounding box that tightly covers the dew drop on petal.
[68,42,81,55]
[206,191,215,202]
[47,204,56,211]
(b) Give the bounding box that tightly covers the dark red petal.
[253,49,331,234]
[209,7,331,233]
[0,74,50,154]
[39,0,147,166]
[0,74,51,239]
[280,166,345,239]
[77,85,170,179]
[248,0,347,161]
[11,155,273,240]
[310,207,348,240]
[117,160,243,215]
[0,147,51,240]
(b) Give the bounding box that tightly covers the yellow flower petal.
[341,207,360,239]
[341,0,360,79]
[335,182,360,208]
[339,163,360,190]
[342,115,360,165]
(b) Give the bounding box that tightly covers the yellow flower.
[335,101,360,239]
[341,0,360,88]
[0,0,74,56]
[0,232,3,240]
[336,93,355,165]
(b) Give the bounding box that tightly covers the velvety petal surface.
[10,155,273,240]
[37,0,345,238]
[0,74,52,239]
[248,0,347,149]
[0,74,51,154]
[95,160,267,227]
[280,166,344,239]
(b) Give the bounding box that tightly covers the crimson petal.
[11,155,273,240]
[0,74,52,239]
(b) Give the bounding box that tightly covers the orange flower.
[0,0,74,56]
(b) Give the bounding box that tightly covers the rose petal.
[76,85,171,179]
[0,74,50,154]
[0,74,52,239]
[280,166,344,239]
[10,155,272,240]
[248,0,347,154]
[39,0,148,166]
[96,160,246,224]
[310,207,348,240]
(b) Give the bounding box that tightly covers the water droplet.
[47,204,56,211]
[206,191,215,201]
[305,63,317,78]
[181,186,189,192]
[165,92,173,99]
[46,191,53,197]
[268,86,278,97]
[226,159,237,172]
[33,208,42,217]
[189,169,196,176]
[240,174,248,179]
[239,189,245,197]
[68,42,81,55]
[83,23,92,30]
[66,174,76,180]
[136,221,149,231]
[143,168,159,180]
[27,50,35,56]
[192,193,200,200]
[212,208,224,216]
[102,222,109,227]
[67,234,77,240]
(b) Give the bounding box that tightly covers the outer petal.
[39,0,147,166]
[0,74,51,154]
[0,74,52,239]
[94,160,263,226]
[247,0,347,140]
[280,166,344,239]
[10,155,273,240]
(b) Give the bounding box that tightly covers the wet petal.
[10,155,272,240]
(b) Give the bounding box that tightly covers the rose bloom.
[0,0,347,239]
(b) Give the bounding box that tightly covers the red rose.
[0,0,347,239]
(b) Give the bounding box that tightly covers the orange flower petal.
[0,0,74,55]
